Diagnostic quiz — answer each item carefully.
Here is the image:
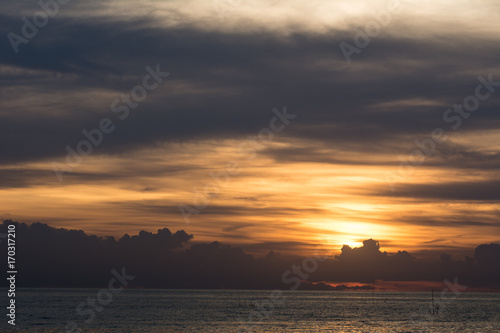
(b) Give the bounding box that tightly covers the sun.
[342,240,363,248]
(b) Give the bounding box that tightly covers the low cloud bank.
[1,221,498,290]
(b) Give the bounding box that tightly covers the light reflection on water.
[2,289,499,332]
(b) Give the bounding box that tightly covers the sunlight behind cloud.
[54,0,500,39]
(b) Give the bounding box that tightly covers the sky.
[1,0,500,259]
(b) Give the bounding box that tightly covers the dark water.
[1,289,499,332]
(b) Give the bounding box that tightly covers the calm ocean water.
[1,289,499,332]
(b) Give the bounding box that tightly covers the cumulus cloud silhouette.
[1,220,498,290]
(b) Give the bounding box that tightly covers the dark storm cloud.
[260,145,398,165]
[378,179,500,201]
[2,220,498,290]
[0,168,54,188]
[0,162,199,189]
[1,11,500,167]
[388,212,500,230]
[261,140,500,170]
[433,143,500,170]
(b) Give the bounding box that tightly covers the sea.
[1,289,499,332]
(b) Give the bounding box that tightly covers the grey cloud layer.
[1,11,500,164]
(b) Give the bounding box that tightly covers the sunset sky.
[1,0,500,259]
